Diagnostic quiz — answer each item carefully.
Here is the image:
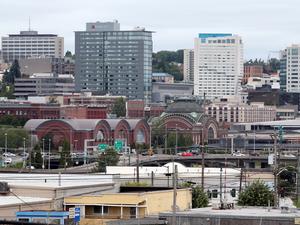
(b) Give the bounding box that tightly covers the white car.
[3,152,16,157]
[4,157,12,164]
[232,152,245,157]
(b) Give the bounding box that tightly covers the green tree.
[31,144,43,169]
[180,183,208,208]
[192,186,209,208]
[238,180,274,206]
[0,83,15,99]
[59,140,72,168]
[0,115,27,127]
[151,120,167,148]
[167,133,193,151]
[152,50,184,81]
[112,97,126,117]
[98,148,120,172]
[3,60,21,84]
[278,166,296,197]
[0,128,28,149]
[65,50,72,57]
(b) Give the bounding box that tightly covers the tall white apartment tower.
[183,49,194,82]
[194,33,243,99]
[280,45,300,93]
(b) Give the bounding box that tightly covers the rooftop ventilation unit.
[0,182,9,194]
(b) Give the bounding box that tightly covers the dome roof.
[165,99,203,114]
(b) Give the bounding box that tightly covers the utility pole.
[220,167,223,208]
[175,124,178,155]
[239,168,243,194]
[136,147,140,183]
[172,164,178,225]
[48,138,51,171]
[201,143,205,189]
[273,132,278,208]
[42,138,45,170]
[23,138,26,168]
[297,148,300,203]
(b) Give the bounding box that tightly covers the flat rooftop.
[0,173,115,189]
[0,196,51,207]
[160,207,300,218]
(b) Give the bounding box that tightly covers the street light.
[163,165,171,187]
[23,137,26,168]
[3,133,7,168]
[42,138,45,170]
[48,138,51,171]
[4,133,7,157]
[74,140,78,153]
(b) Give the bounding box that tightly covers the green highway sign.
[98,143,108,151]
[114,140,123,151]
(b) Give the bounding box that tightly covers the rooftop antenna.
[28,16,31,31]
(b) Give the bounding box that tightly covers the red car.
[181,152,193,157]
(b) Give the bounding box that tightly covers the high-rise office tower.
[1,30,64,62]
[194,33,243,99]
[183,49,194,82]
[75,21,153,101]
[280,45,300,93]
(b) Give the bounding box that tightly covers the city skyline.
[1,0,299,60]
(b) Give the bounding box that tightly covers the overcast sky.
[1,0,299,60]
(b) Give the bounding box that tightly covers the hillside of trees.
[245,58,280,74]
[152,50,184,81]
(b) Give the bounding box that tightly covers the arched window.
[136,129,145,144]
[208,127,216,140]
[96,130,104,141]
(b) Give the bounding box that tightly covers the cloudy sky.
[0,0,299,60]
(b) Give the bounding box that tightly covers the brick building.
[243,64,263,84]
[24,119,150,151]
[0,99,60,120]
[126,100,166,119]
[63,93,126,113]
[60,105,107,119]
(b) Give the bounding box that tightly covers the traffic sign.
[69,207,75,219]
[98,143,108,151]
[114,140,123,151]
[74,207,80,222]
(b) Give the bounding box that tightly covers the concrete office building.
[206,101,276,123]
[183,49,194,82]
[152,72,174,83]
[152,82,194,103]
[1,30,64,62]
[194,33,243,99]
[280,45,300,93]
[14,73,75,99]
[75,21,153,102]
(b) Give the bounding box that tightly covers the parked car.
[232,152,245,157]
[249,152,259,156]
[3,152,16,157]
[4,157,12,164]
[181,152,193,157]
[26,166,35,169]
